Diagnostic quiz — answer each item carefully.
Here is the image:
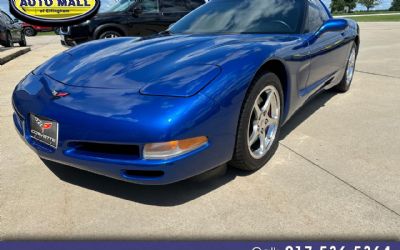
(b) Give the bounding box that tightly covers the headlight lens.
[143,136,208,160]
[74,20,90,26]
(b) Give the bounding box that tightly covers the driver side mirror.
[296,18,349,49]
[315,18,348,38]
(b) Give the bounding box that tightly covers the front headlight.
[74,20,90,26]
[143,136,208,160]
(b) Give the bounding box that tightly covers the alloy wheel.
[247,85,280,159]
[346,47,356,85]
[101,32,120,39]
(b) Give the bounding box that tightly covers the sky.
[0,0,395,17]
[0,1,10,14]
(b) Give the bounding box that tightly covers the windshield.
[170,0,305,34]
[99,0,135,13]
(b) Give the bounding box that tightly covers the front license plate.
[30,114,59,148]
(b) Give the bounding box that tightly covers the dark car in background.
[59,0,205,46]
[22,22,53,36]
[0,10,26,47]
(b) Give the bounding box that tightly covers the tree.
[390,0,400,11]
[331,0,346,12]
[331,0,357,13]
[358,0,381,11]
[344,0,357,10]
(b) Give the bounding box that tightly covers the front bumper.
[12,74,235,185]
[60,34,91,47]
[60,35,78,47]
[13,114,220,185]
[59,26,91,47]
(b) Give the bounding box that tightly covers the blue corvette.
[12,0,359,185]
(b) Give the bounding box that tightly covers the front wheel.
[230,72,283,171]
[335,42,358,92]
[5,32,14,47]
[98,30,121,39]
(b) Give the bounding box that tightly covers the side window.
[0,12,11,24]
[315,0,330,20]
[3,13,13,24]
[306,0,328,33]
[139,0,159,13]
[160,0,188,12]
[185,0,205,10]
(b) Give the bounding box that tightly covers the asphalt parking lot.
[1,22,400,239]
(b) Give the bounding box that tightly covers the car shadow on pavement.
[43,90,337,206]
[280,90,337,140]
[44,159,247,206]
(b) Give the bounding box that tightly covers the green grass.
[36,31,57,36]
[346,14,400,22]
[334,10,400,15]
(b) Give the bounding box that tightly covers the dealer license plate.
[30,114,59,148]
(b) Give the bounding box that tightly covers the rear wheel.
[5,32,14,47]
[24,27,36,37]
[98,30,121,39]
[230,72,283,171]
[335,42,358,92]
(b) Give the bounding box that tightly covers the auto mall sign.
[9,0,100,25]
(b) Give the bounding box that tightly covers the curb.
[0,47,31,65]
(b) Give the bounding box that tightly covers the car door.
[124,0,164,36]
[11,20,22,41]
[305,0,347,90]
[159,0,190,26]
[3,13,20,41]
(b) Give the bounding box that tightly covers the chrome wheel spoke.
[249,129,259,146]
[268,116,278,127]
[261,93,272,112]
[270,97,278,117]
[268,93,279,123]
[259,133,266,150]
[253,103,262,119]
[266,123,276,139]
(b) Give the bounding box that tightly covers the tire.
[335,42,358,93]
[24,27,36,37]
[19,33,27,47]
[98,30,122,39]
[230,72,284,171]
[5,32,14,47]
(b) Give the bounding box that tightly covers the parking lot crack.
[279,142,400,218]
[356,70,400,80]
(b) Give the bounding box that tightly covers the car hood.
[35,34,297,97]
